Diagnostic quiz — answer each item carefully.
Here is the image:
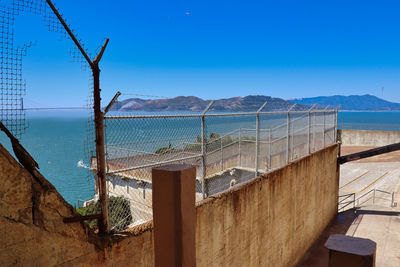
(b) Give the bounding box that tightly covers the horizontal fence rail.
[338,189,396,212]
[92,104,339,231]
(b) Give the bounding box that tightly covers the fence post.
[152,164,196,267]
[221,138,223,172]
[334,105,341,143]
[256,114,260,176]
[313,110,316,151]
[92,44,111,234]
[323,105,329,148]
[45,0,110,234]
[307,111,311,155]
[323,111,326,148]
[286,104,296,164]
[353,193,356,209]
[286,112,290,164]
[291,118,294,161]
[238,127,242,167]
[255,101,268,178]
[268,128,271,169]
[201,101,214,200]
[335,110,337,142]
[307,104,316,155]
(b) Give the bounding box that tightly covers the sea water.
[339,111,400,131]
[1,110,399,205]
[0,110,94,206]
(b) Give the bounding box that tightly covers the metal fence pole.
[307,104,316,155]
[46,0,111,234]
[221,138,223,171]
[333,110,336,142]
[238,127,242,167]
[286,112,290,164]
[286,104,296,164]
[323,111,326,148]
[268,128,271,169]
[255,101,268,177]
[334,105,341,143]
[313,111,316,151]
[307,111,311,155]
[201,101,214,199]
[256,115,260,176]
[291,118,294,161]
[335,110,338,142]
[323,105,329,148]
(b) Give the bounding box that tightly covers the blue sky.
[9,0,400,106]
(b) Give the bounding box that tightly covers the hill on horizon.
[110,95,307,112]
[290,94,400,111]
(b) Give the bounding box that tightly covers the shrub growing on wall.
[77,196,132,231]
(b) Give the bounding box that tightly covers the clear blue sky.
[10,0,400,107]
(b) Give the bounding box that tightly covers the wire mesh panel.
[290,112,309,161]
[324,111,336,146]
[268,117,288,169]
[311,111,324,152]
[0,0,113,233]
[204,114,256,196]
[102,101,338,231]
[103,114,204,229]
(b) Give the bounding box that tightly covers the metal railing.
[338,189,396,212]
[338,193,356,211]
[100,102,339,230]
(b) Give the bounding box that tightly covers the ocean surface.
[1,110,400,205]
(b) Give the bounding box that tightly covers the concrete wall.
[196,144,339,267]
[0,142,339,266]
[0,143,154,266]
[339,129,400,146]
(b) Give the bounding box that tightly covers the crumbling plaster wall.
[0,143,153,266]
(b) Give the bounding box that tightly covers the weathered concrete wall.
[196,144,339,267]
[0,142,338,266]
[339,129,400,146]
[0,143,154,266]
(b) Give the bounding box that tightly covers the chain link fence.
[92,99,339,231]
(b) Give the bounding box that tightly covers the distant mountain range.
[290,94,400,111]
[110,95,307,112]
[109,94,400,112]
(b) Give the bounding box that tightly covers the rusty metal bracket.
[104,91,121,115]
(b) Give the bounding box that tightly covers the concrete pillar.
[325,234,376,267]
[152,164,196,267]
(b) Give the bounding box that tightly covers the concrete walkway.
[296,205,400,267]
[348,206,400,267]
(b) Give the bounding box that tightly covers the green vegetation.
[155,142,179,154]
[77,196,132,231]
[154,132,256,154]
